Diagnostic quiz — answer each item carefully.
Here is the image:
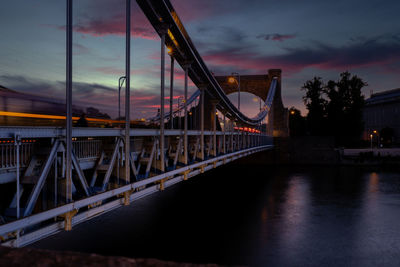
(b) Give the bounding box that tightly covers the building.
[363,88,400,145]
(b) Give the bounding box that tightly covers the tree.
[301,77,327,135]
[288,107,306,137]
[325,72,366,145]
[301,72,367,146]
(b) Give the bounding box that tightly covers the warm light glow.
[290,110,295,115]
[228,77,236,83]
[373,130,377,134]
[167,46,173,55]
[167,29,178,47]
[233,126,260,133]
[0,111,123,124]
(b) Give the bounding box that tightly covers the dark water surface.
[32,157,400,266]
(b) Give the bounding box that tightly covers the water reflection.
[32,165,400,266]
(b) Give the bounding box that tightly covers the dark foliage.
[288,107,306,137]
[301,77,327,135]
[302,72,367,146]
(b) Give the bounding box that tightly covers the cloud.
[256,33,296,42]
[73,15,156,40]
[203,35,400,75]
[49,0,247,40]
[49,1,157,40]
[73,43,90,55]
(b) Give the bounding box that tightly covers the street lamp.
[370,134,373,149]
[229,72,241,111]
[118,76,126,120]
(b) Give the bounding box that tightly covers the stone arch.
[214,69,281,102]
[214,69,289,137]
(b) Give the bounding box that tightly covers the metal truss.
[0,143,272,247]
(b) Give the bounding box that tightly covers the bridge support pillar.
[159,25,168,173]
[199,85,206,160]
[183,63,191,165]
[211,100,219,157]
[169,54,174,129]
[230,120,234,152]
[223,114,226,154]
[66,0,73,204]
[124,0,131,185]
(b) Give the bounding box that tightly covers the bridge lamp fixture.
[167,46,173,55]
[118,76,127,120]
[228,72,241,111]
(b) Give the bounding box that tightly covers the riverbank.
[0,246,223,267]
[255,137,400,166]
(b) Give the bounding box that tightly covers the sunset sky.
[1,0,399,119]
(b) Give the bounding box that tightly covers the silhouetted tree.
[288,107,306,137]
[325,79,345,142]
[301,77,327,135]
[325,72,366,145]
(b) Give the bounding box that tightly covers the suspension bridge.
[0,0,289,247]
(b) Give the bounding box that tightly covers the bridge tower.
[214,69,289,137]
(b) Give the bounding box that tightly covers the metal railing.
[0,142,35,170]
[0,143,272,247]
[72,140,102,160]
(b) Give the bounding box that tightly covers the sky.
[1,0,399,119]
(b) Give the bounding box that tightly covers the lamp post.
[229,72,241,111]
[118,76,126,120]
[370,134,373,150]
[373,130,380,148]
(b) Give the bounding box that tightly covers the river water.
[32,158,400,266]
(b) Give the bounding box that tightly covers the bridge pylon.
[214,69,289,137]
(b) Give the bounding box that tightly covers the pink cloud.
[73,14,156,40]
[164,95,183,100]
[203,39,400,76]
[141,104,179,109]
[256,34,296,42]
[52,0,228,40]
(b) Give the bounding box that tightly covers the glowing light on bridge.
[234,126,261,133]
[0,111,124,124]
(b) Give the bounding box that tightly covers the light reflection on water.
[32,165,400,266]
